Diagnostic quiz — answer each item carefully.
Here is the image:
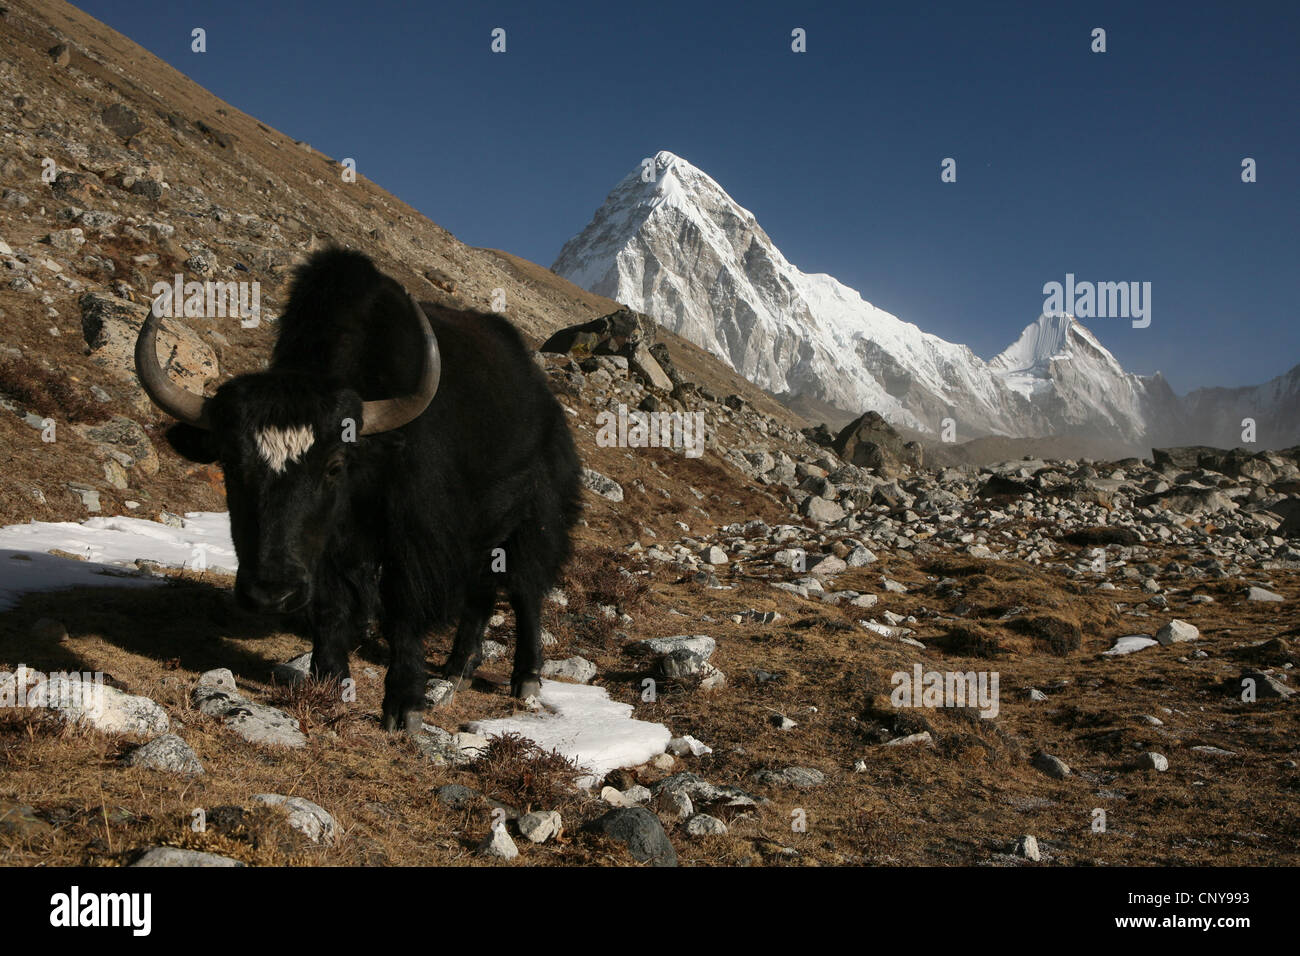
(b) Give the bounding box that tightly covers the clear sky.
[75,0,1299,394]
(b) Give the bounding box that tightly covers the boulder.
[832,411,922,475]
[80,292,217,389]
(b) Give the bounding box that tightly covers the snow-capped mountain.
[988,313,1175,442]
[553,150,1289,446]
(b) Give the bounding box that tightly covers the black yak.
[135,248,583,731]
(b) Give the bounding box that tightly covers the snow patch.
[0,512,235,609]
[469,679,671,781]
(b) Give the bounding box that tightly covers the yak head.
[135,295,440,614]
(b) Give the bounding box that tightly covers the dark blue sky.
[77,0,1299,393]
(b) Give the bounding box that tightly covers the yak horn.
[134,299,212,428]
[360,295,441,435]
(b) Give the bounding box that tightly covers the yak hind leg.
[439,579,496,694]
[378,572,433,734]
[508,585,544,700]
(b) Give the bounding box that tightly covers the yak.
[135,248,583,732]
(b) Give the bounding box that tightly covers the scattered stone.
[272,652,312,685]
[752,766,825,788]
[883,731,933,747]
[1132,752,1169,772]
[1155,620,1199,645]
[652,772,763,808]
[1240,669,1294,699]
[192,669,305,748]
[581,467,624,502]
[122,734,203,774]
[1189,745,1239,757]
[251,794,336,845]
[1014,835,1041,861]
[436,784,478,809]
[18,673,170,736]
[585,807,677,867]
[1103,635,1159,657]
[667,735,712,757]
[685,813,728,837]
[133,848,244,867]
[540,656,597,683]
[1031,751,1071,779]
[425,678,457,706]
[477,825,519,860]
[518,810,562,844]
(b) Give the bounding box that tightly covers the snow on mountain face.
[989,313,1161,441]
[551,151,1233,444]
[553,151,1041,437]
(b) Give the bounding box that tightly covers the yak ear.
[165,423,218,463]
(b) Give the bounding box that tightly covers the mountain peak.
[992,313,1077,374]
[554,153,1179,443]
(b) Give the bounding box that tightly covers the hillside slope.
[0,0,804,525]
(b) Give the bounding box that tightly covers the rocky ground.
[1,0,1297,868]
[3,307,1298,866]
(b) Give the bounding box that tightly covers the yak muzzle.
[236,570,311,614]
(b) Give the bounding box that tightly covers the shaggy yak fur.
[163,249,583,730]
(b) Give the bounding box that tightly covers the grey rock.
[123,734,203,774]
[540,656,597,683]
[751,766,826,788]
[1132,751,1169,772]
[477,825,519,860]
[251,794,336,845]
[685,813,728,837]
[1032,751,1071,779]
[518,810,562,844]
[28,674,169,736]
[192,669,305,748]
[585,807,677,867]
[1014,835,1041,861]
[133,847,244,867]
[272,652,312,685]
[1155,619,1199,645]
[581,467,624,502]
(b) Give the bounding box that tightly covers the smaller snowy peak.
[990,313,1077,373]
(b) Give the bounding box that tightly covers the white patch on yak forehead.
[255,425,316,473]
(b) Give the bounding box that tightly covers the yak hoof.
[381,707,422,734]
[511,675,542,700]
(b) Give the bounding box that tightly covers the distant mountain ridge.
[553,150,1298,449]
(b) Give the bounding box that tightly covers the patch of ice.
[0,512,235,609]
[469,679,671,780]
[1102,635,1159,657]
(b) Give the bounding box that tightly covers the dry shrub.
[0,357,110,424]
[266,674,359,736]
[939,623,1007,658]
[551,545,649,644]
[1057,526,1139,547]
[1008,615,1083,655]
[562,546,648,612]
[471,732,583,814]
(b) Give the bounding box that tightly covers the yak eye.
[325,458,345,479]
